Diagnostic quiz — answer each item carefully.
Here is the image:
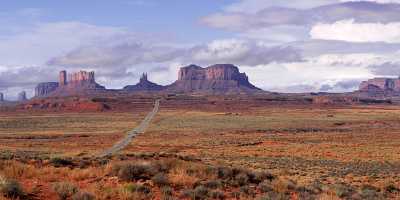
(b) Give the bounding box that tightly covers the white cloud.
[310,19,400,43]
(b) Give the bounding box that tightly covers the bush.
[385,183,400,194]
[50,157,74,167]
[203,180,222,189]
[217,167,233,180]
[114,163,155,181]
[259,180,273,193]
[251,171,275,184]
[124,183,151,195]
[235,173,249,186]
[52,182,78,200]
[193,186,209,200]
[360,185,381,199]
[0,176,24,199]
[161,186,173,200]
[152,173,169,187]
[333,183,355,199]
[72,191,95,200]
[210,190,225,200]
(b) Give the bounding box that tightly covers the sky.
[1,0,400,99]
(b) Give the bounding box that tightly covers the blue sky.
[1,0,400,99]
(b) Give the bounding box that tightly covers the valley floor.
[0,104,400,199]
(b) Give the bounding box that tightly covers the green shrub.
[0,176,24,199]
[52,182,78,200]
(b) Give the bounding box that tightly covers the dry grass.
[1,103,400,199]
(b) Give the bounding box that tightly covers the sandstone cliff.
[359,77,400,97]
[35,82,59,97]
[35,70,106,97]
[168,64,261,94]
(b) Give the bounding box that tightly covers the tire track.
[97,99,160,157]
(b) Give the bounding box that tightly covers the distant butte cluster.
[359,77,400,96]
[34,64,262,98]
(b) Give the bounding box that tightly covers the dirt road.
[97,99,160,157]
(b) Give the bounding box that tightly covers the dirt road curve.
[97,99,160,157]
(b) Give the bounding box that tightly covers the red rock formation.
[35,82,59,97]
[59,70,67,86]
[169,64,261,94]
[359,77,400,96]
[124,73,164,92]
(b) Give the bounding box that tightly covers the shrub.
[203,180,222,189]
[72,191,95,200]
[217,167,233,180]
[115,163,155,181]
[360,185,381,199]
[240,185,255,197]
[193,186,209,200]
[235,173,249,186]
[123,183,151,195]
[251,171,275,184]
[210,190,225,200]
[50,157,74,167]
[52,182,78,200]
[161,186,173,200]
[333,183,355,199]
[152,173,169,187]
[259,180,273,193]
[384,183,399,194]
[0,176,24,199]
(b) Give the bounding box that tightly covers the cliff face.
[0,93,3,102]
[359,77,400,96]
[124,73,164,92]
[168,64,261,94]
[35,82,59,97]
[35,70,106,97]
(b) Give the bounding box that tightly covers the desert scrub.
[52,182,78,200]
[50,157,74,168]
[72,191,95,200]
[152,173,170,187]
[111,162,155,181]
[122,183,152,199]
[0,176,24,199]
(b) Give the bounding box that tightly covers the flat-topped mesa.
[34,70,105,98]
[359,77,400,96]
[124,73,164,92]
[170,64,261,94]
[35,82,59,97]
